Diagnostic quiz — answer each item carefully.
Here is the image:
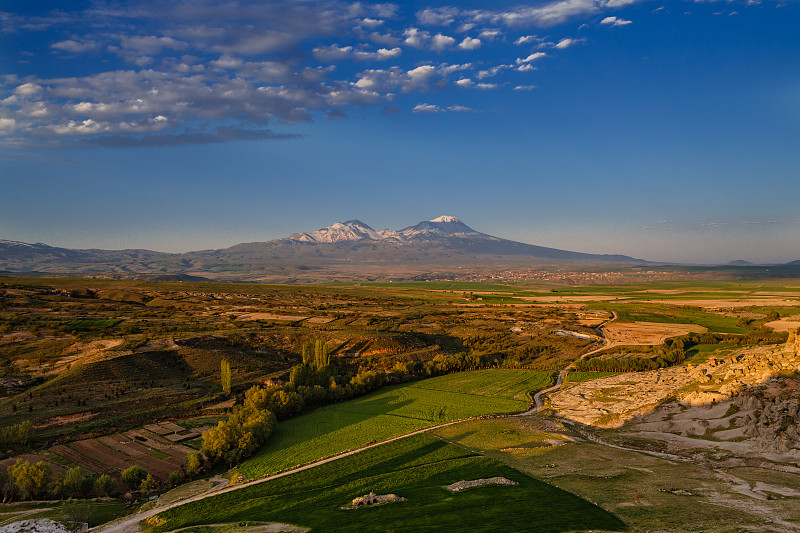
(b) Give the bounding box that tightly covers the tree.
[221,358,232,394]
[184,452,203,480]
[121,465,147,491]
[64,466,84,498]
[94,474,115,497]
[139,474,156,494]
[168,470,183,488]
[8,459,51,500]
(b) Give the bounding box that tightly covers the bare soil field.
[602,321,706,345]
[766,317,800,332]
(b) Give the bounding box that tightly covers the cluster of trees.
[0,420,32,450]
[201,387,277,467]
[0,452,205,502]
[575,340,686,373]
[0,460,114,501]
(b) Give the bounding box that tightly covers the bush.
[94,474,115,497]
[121,465,147,491]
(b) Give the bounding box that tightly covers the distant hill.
[727,260,756,266]
[0,216,645,281]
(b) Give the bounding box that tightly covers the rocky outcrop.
[348,492,405,508]
[787,328,800,355]
[0,519,71,533]
[445,477,519,492]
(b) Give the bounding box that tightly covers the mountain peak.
[430,215,461,223]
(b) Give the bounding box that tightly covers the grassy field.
[432,417,798,532]
[565,371,617,383]
[147,434,627,533]
[238,370,552,479]
[591,302,750,333]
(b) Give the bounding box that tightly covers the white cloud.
[478,29,502,40]
[513,85,537,91]
[417,7,460,26]
[313,45,401,62]
[432,34,456,51]
[14,83,42,96]
[0,117,16,133]
[359,18,384,28]
[476,64,512,79]
[312,45,353,62]
[475,83,498,90]
[458,37,482,50]
[517,64,538,72]
[554,38,585,49]
[403,27,430,48]
[52,39,98,53]
[455,78,474,88]
[516,52,547,64]
[412,103,441,113]
[412,103,472,113]
[600,16,633,26]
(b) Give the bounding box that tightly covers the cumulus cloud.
[513,84,537,90]
[432,34,456,51]
[458,37,482,50]
[0,0,644,147]
[600,16,633,26]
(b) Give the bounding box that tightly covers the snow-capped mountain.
[399,215,493,240]
[286,216,490,244]
[0,215,652,281]
[288,220,397,243]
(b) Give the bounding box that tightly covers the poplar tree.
[221,358,232,394]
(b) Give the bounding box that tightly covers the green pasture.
[147,434,626,533]
[683,344,737,365]
[590,302,749,333]
[238,370,551,479]
[565,371,617,383]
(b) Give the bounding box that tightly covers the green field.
[565,371,617,383]
[147,434,627,533]
[590,302,750,333]
[239,370,552,479]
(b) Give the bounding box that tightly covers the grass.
[591,302,750,334]
[566,371,617,383]
[683,344,736,365]
[433,418,783,532]
[238,370,552,479]
[146,434,627,533]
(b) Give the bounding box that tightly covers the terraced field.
[239,370,552,479]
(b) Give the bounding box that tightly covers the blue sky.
[1,0,798,264]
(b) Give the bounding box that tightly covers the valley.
[0,275,799,532]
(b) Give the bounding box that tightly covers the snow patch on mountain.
[289,220,403,243]
[287,216,503,244]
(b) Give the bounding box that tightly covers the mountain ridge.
[1,215,648,281]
